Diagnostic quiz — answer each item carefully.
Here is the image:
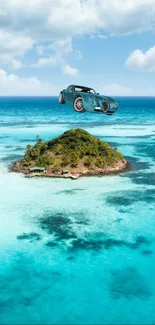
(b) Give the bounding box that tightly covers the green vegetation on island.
[13,128,127,177]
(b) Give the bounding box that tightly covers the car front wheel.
[59,92,65,104]
[73,97,85,113]
[102,101,109,113]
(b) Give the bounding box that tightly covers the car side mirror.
[97,92,100,95]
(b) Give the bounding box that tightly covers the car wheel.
[102,101,109,113]
[73,97,85,113]
[59,92,65,104]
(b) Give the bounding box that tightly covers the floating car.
[58,85,118,115]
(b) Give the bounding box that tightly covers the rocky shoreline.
[12,159,129,179]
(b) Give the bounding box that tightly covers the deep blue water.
[0,96,155,324]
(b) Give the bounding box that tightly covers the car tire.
[73,97,85,113]
[59,92,65,104]
[102,101,109,113]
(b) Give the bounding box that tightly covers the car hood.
[93,94,117,104]
[80,92,118,107]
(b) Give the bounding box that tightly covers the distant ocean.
[0,96,155,324]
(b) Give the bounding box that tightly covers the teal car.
[58,85,118,115]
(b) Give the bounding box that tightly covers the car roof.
[68,85,94,90]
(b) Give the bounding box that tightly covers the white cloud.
[96,0,155,35]
[49,38,73,55]
[102,83,136,96]
[0,0,155,83]
[0,69,56,96]
[0,1,155,59]
[0,0,155,39]
[75,50,83,60]
[101,82,155,96]
[0,70,154,96]
[0,31,33,66]
[61,64,79,77]
[98,34,108,39]
[125,46,155,70]
[35,57,79,76]
[36,38,73,58]
[33,38,74,71]
[11,59,23,70]
[33,37,80,76]
[100,83,154,96]
[36,45,44,56]
[33,55,61,68]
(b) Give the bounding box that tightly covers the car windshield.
[74,86,96,94]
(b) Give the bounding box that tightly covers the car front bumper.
[94,105,118,115]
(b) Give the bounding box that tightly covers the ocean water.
[0,96,155,324]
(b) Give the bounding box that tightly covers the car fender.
[79,93,95,112]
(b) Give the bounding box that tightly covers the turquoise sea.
[0,96,155,324]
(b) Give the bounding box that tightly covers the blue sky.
[0,0,155,96]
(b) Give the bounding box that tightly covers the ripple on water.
[37,209,152,253]
[1,154,23,163]
[142,249,153,256]
[40,212,77,240]
[135,142,155,160]
[17,232,41,242]
[70,235,151,252]
[109,266,151,300]
[0,253,63,317]
[56,188,85,195]
[106,189,155,206]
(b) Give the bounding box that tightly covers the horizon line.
[0,95,155,98]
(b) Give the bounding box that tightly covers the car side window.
[75,87,83,92]
[68,86,73,92]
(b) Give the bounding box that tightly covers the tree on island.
[13,128,127,176]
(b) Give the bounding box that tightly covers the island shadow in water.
[125,155,153,171]
[123,172,155,186]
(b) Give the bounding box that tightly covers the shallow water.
[0,97,155,324]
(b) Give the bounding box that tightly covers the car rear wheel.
[59,92,65,104]
[73,97,85,113]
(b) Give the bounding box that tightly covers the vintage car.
[58,85,118,115]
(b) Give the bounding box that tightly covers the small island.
[12,128,128,178]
